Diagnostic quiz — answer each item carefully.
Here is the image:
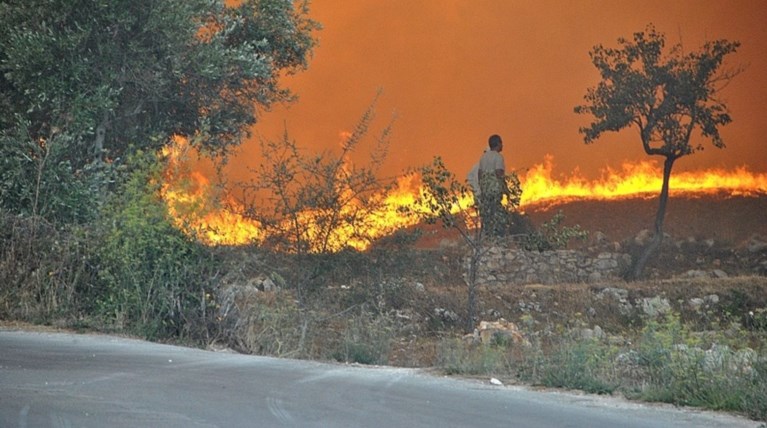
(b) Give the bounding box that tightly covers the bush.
[0,128,108,224]
[89,151,217,340]
[437,339,513,376]
[334,308,395,365]
[0,213,93,322]
[537,336,619,394]
[519,210,588,251]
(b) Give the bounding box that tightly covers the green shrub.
[437,339,512,376]
[0,213,93,322]
[0,128,108,224]
[519,210,588,252]
[90,151,216,340]
[538,336,619,394]
[334,308,395,365]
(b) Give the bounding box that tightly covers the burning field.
[160,136,767,252]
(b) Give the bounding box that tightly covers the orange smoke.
[161,138,766,250]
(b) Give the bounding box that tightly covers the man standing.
[477,134,509,235]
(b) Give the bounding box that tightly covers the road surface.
[0,330,760,427]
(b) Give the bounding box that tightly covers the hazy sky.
[235,0,767,182]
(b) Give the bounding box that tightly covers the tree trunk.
[631,156,676,280]
[466,245,480,333]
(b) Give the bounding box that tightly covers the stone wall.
[471,245,632,286]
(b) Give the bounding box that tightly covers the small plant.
[334,308,395,365]
[538,336,619,394]
[519,210,588,252]
[437,339,511,376]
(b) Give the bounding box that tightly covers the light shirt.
[479,150,504,175]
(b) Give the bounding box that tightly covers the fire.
[161,138,766,250]
[521,155,767,206]
[161,136,261,245]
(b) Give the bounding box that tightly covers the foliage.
[0,124,112,224]
[575,24,740,154]
[334,307,395,365]
[519,210,588,252]
[0,0,318,189]
[0,213,94,322]
[437,339,512,376]
[574,24,740,279]
[91,151,218,340]
[538,337,619,394]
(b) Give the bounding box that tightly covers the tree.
[0,0,318,219]
[574,25,740,279]
[407,157,522,333]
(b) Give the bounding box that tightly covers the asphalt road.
[0,330,760,428]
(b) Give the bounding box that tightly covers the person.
[477,134,509,235]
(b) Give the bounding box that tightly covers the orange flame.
[161,136,261,245]
[520,155,767,206]
[161,139,766,250]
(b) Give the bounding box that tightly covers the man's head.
[488,134,503,151]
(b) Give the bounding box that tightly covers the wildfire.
[161,136,261,245]
[521,155,767,206]
[160,139,767,250]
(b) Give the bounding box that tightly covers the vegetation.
[0,0,318,222]
[405,156,523,332]
[575,24,741,279]
[437,307,767,421]
[0,7,763,424]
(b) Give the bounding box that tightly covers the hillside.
[526,192,767,248]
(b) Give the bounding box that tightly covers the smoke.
[229,0,767,184]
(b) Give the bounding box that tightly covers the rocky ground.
[209,193,767,368]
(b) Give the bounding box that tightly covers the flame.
[521,155,767,206]
[161,138,766,251]
[161,136,261,245]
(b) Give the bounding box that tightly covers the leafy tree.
[0,0,318,219]
[574,25,740,279]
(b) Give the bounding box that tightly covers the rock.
[712,269,728,279]
[462,330,480,346]
[434,308,459,323]
[641,296,671,318]
[703,294,720,305]
[684,269,709,278]
[261,276,278,292]
[414,282,426,293]
[580,325,604,340]
[634,229,652,245]
[597,287,629,302]
[747,235,767,253]
[689,298,704,310]
[248,274,279,292]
